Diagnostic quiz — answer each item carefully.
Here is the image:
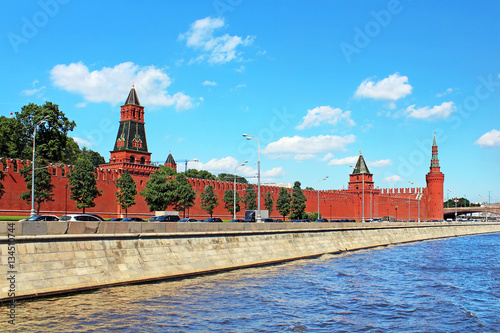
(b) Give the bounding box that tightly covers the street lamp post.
[454,197,458,221]
[233,161,247,220]
[242,134,261,222]
[317,176,328,220]
[30,116,49,217]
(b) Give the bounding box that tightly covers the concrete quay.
[1,221,499,301]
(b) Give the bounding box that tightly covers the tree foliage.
[68,157,102,213]
[217,173,248,184]
[201,185,218,218]
[276,187,291,221]
[19,158,55,214]
[115,171,137,217]
[81,147,106,168]
[0,116,26,159]
[264,192,274,215]
[172,174,197,217]
[140,166,177,212]
[243,184,257,210]
[140,167,196,215]
[15,102,77,162]
[290,181,307,220]
[223,189,241,215]
[182,169,216,180]
[444,197,479,208]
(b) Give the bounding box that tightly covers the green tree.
[140,166,177,211]
[305,186,314,190]
[183,169,216,180]
[217,173,248,184]
[276,187,291,221]
[290,181,307,220]
[68,157,102,213]
[201,185,218,218]
[80,147,105,168]
[223,189,241,216]
[264,192,274,215]
[19,159,55,214]
[0,116,26,159]
[15,102,77,162]
[172,174,197,217]
[444,197,473,208]
[243,184,257,210]
[115,171,137,217]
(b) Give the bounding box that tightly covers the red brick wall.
[0,158,438,221]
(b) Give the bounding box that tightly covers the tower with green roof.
[425,133,445,220]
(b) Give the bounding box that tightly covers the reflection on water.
[2,234,499,332]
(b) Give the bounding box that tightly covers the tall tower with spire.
[425,133,445,220]
[109,86,152,165]
[348,152,374,190]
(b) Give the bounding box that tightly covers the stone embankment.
[1,221,499,301]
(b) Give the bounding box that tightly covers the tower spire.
[431,132,440,168]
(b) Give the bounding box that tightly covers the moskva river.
[3,233,499,332]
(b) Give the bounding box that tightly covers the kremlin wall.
[0,87,445,221]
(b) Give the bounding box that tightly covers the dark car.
[155,215,180,222]
[229,219,244,222]
[315,218,329,222]
[204,218,222,222]
[261,218,274,222]
[122,217,144,222]
[20,215,59,221]
[110,218,123,221]
[273,219,283,222]
[178,218,200,222]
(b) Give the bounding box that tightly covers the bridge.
[443,205,500,219]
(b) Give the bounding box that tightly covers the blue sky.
[2,0,499,204]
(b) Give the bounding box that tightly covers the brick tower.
[425,133,445,220]
[164,152,177,171]
[348,152,374,190]
[110,86,152,165]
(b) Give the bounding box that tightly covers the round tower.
[425,133,445,220]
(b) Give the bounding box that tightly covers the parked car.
[261,218,274,222]
[203,218,222,222]
[122,217,144,222]
[229,219,244,222]
[20,215,59,221]
[110,218,123,221]
[59,214,103,221]
[178,218,200,222]
[315,218,329,222]
[273,219,283,222]
[148,216,159,222]
[155,215,180,222]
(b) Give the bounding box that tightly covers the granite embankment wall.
[1,221,499,301]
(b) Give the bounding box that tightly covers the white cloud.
[294,154,316,161]
[190,156,283,179]
[355,73,412,100]
[202,80,217,86]
[368,159,392,167]
[263,135,356,155]
[50,62,194,111]
[406,101,455,120]
[73,137,95,147]
[22,80,45,98]
[295,106,355,130]
[328,156,358,166]
[179,17,254,64]
[75,102,87,108]
[436,88,453,97]
[475,129,500,148]
[319,153,334,162]
[383,175,402,182]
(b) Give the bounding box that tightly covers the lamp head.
[242,134,248,137]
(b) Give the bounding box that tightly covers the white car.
[59,214,103,222]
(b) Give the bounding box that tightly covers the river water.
[2,233,499,332]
